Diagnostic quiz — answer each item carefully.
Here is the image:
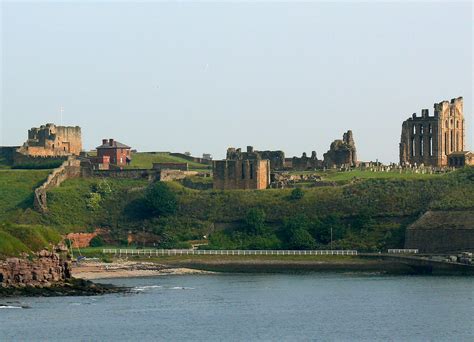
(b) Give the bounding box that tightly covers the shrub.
[289,187,305,200]
[89,235,105,247]
[245,208,266,235]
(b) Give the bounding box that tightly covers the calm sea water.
[1,273,473,341]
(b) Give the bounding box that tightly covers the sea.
[1,273,473,341]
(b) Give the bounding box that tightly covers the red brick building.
[96,139,131,167]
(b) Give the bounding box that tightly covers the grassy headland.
[1,165,473,255]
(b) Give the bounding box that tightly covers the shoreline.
[73,261,213,280]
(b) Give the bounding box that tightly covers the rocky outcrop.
[0,250,71,288]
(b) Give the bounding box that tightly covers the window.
[419,125,424,135]
[420,136,423,157]
[412,125,416,135]
[445,132,448,155]
[249,163,254,179]
[451,131,454,152]
[429,137,433,157]
[428,124,432,134]
[411,137,415,157]
[241,163,245,179]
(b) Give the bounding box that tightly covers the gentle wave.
[0,305,23,309]
[133,285,163,291]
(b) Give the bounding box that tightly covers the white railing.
[102,249,358,256]
[387,249,419,254]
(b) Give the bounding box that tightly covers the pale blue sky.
[1,1,472,162]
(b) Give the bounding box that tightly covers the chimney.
[109,138,114,146]
[102,139,107,145]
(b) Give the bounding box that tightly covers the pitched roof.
[408,210,474,230]
[96,141,131,149]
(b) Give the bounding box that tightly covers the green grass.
[0,224,61,257]
[0,169,51,220]
[46,177,149,230]
[124,152,209,170]
[288,169,443,182]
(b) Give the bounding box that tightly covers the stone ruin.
[17,123,82,157]
[289,151,323,170]
[323,130,357,168]
[400,97,466,167]
[226,146,285,170]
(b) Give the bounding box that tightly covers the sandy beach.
[72,261,212,280]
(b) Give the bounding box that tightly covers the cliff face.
[0,250,71,288]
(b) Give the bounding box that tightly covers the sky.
[1,0,472,162]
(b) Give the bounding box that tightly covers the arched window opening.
[445,132,448,155]
[456,132,459,151]
[411,137,415,157]
[445,120,448,128]
[249,163,254,179]
[419,125,424,135]
[412,125,416,135]
[429,137,433,157]
[428,124,432,134]
[241,163,245,179]
[420,136,424,157]
[450,131,454,152]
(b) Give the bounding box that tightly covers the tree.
[313,214,345,244]
[143,182,178,217]
[245,208,266,235]
[288,228,316,250]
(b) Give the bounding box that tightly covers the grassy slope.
[0,169,51,221]
[0,224,61,257]
[124,152,209,170]
[290,169,443,182]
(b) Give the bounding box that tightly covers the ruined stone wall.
[19,123,82,157]
[400,97,465,167]
[152,162,189,171]
[213,159,270,190]
[34,157,81,212]
[0,251,71,287]
[226,146,285,170]
[291,151,322,170]
[323,130,357,168]
[88,169,159,180]
[13,152,67,169]
[159,170,198,181]
[0,146,19,165]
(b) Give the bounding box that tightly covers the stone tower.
[399,97,465,167]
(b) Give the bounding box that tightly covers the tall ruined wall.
[291,151,322,170]
[34,157,81,212]
[400,97,465,167]
[323,130,357,168]
[213,159,270,190]
[0,251,71,287]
